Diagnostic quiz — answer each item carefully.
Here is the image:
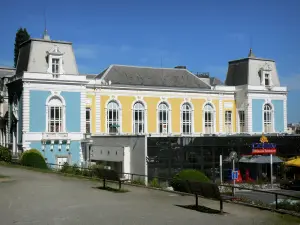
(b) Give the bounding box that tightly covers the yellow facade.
[86,94,96,133]
[89,92,236,135]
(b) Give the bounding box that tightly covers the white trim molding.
[132,99,148,134]
[95,91,101,133]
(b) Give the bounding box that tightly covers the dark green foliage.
[0,146,12,162]
[131,178,146,186]
[170,169,210,193]
[14,27,30,67]
[20,149,47,169]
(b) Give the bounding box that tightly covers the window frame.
[45,95,66,133]
[133,102,146,134]
[86,107,91,133]
[106,101,121,134]
[181,102,193,135]
[238,111,245,133]
[224,110,232,133]
[157,102,170,134]
[263,103,273,133]
[203,103,215,134]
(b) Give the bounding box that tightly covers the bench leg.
[119,180,121,190]
[195,194,198,207]
[220,200,223,214]
[103,178,106,189]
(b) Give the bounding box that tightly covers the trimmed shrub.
[0,146,12,162]
[170,169,210,193]
[20,149,48,169]
[149,178,161,188]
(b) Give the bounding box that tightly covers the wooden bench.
[186,180,233,213]
[94,168,128,190]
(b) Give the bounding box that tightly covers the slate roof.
[0,67,15,78]
[97,65,211,89]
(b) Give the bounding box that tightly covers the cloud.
[281,74,300,90]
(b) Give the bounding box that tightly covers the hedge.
[20,149,48,169]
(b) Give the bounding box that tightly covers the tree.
[14,28,30,68]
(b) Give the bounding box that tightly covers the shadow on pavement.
[175,204,226,215]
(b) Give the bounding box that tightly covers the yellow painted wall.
[223,100,236,132]
[168,98,183,133]
[212,99,219,132]
[118,96,136,133]
[143,97,160,133]
[100,95,110,132]
[191,99,206,133]
[86,94,96,133]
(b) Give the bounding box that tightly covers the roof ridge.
[111,64,190,71]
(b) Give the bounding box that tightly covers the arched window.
[263,104,273,133]
[181,103,192,134]
[204,103,214,134]
[107,101,120,134]
[47,96,64,132]
[133,102,145,134]
[158,102,169,134]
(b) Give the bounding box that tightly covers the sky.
[0,0,300,122]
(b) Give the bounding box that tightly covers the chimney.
[174,66,187,69]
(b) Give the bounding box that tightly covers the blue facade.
[252,99,264,132]
[61,92,81,132]
[29,90,49,132]
[29,90,81,132]
[272,100,284,132]
[30,141,81,165]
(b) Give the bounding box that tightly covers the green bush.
[0,146,12,162]
[170,169,210,193]
[149,178,161,188]
[131,178,146,186]
[20,149,48,169]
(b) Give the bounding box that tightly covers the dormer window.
[47,45,64,77]
[265,74,270,86]
[52,58,60,74]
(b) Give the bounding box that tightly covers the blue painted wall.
[252,99,265,132]
[29,91,81,132]
[30,141,81,165]
[29,90,50,132]
[272,100,284,132]
[61,92,81,132]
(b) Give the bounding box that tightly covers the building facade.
[0,33,288,172]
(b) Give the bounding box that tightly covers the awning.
[285,157,300,167]
[110,124,120,128]
[239,155,283,164]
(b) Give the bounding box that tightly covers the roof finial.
[248,48,255,58]
[42,9,50,40]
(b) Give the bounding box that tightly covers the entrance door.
[57,157,68,169]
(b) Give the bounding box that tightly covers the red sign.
[252,148,276,154]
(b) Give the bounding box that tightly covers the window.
[204,103,214,134]
[107,101,120,134]
[239,111,245,133]
[263,104,273,133]
[181,103,192,134]
[133,102,145,134]
[86,108,91,133]
[47,96,64,132]
[224,111,232,133]
[158,103,169,134]
[265,73,270,86]
[52,58,60,74]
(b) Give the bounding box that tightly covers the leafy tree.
[14,28,30,68]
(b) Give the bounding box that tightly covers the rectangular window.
[224,111,232,133]
[239,111,245,133]
[48,106,62,132]
[86,108,91,133]
[159,111,168,133]
[265,73,270,86]
[52,58,60,74]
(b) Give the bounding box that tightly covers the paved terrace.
[0,166,295,225]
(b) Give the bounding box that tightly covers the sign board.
[231,171,238,180]
[252,135,276,155]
